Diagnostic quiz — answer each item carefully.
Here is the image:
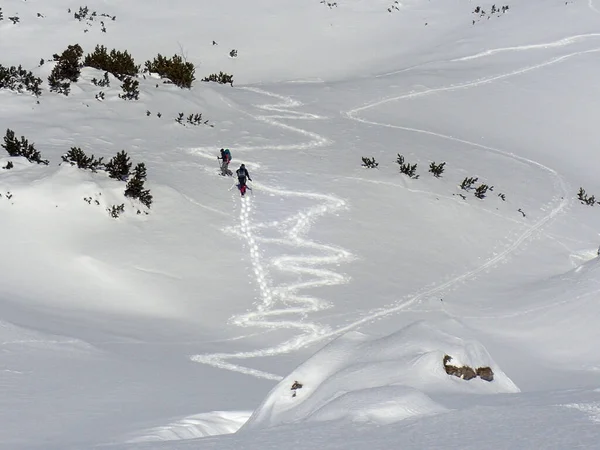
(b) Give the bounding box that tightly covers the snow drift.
[241,321,519,430]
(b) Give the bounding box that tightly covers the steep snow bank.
[242,321,518,430]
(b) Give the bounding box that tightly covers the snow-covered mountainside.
[2,0,600,449]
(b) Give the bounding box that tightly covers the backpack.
[223,149,231,162]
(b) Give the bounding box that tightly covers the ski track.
[190,35,596,380]
[190,93,351,381]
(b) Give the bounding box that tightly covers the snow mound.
[126,411,252,443]
[242,321,519,430]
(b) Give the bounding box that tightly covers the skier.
[217,148,232,176]
[236,164,252,196]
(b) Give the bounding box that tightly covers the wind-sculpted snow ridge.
[191,92,353,381]
[125,411,252,443]
[241,321,519,431]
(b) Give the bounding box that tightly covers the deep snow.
[2,0,600,448]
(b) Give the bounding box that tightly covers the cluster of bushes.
[472,4,509,24]
[387,1,400,13]
[1,129,49,165]
[578,187,598,206]
[62,147,153,212]
[202,71,233,86]
[0,64,42,96]
[361,154,509,203]
[4,42,231,99]
[83,45,138,80]
[175,112,211,126]
[144,54,195,88]
[2,129,152,217]
[48,44,84,95]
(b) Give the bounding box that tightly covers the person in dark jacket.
[236,164,252,187]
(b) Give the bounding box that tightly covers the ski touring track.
[191,34,600,381]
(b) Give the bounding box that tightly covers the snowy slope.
[2,0,600,448]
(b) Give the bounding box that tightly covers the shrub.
[429,161,446,178]
[119,77,139,100]
[1,128,49,165]
[0,64,43,96]
[83,45,139,80]
[48,44,84,95]
[91,71,110,87]
[61,147,104,171]
[396,154,419,179]
[107,204,125,218]
[3,161,14,170]
[105,150,131,180]
[202,71,233,86]
[145,54,195,88]
[460,176,478,190]
[125,162,152,208]
[361,157,378,168]
[578,187,597,206]
[229,49,238,58]
[474,184,489,199]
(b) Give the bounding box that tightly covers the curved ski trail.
[191,92,352,380]
[193,34,591,379]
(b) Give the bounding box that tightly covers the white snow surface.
[2,0,600,449]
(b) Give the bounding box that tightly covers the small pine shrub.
[0,64,43,96]
[361,157,378,168]
[83,45,139,80]
[124,162,153,208]
[578,187,597,206]
[2,161,14,170]
[118,76,139,100]
[144,54,195,88]
[61,147,104,171]
[474,184,489,199]
[105,150,131,180]
[202,71,233,86]
[229,49,238,58]
[107,204,125,218]
[1,129,49,165]
[91,71,110,87]
[48,44,84,95]
[460,176,478,190]
[429,161,446,178]
[396,154,419,179]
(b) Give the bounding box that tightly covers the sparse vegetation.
[107,203,125,218]
[0,64,43,96]
[202,71,233,86]
[1,129,49,165]
[91,71,110,87]
[48,44,84,95]
[145,54,195,88]
[119,76,140,100]
[83,45,139,80]
[125,163,153,208]
[460,176,479,191]
[61,147,104,171]
[429,161,446,178]
[396,154,419,179]
[361,157,379,168]
[105,150,132,181]
[577,187,597,206]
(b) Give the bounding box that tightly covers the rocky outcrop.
[443,355,494,382]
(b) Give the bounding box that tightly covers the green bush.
[202,71,233,86]
[48,44,84,95]
[83,45,139,80]
[145,54,195,88]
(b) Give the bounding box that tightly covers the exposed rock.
[443,355,494,382]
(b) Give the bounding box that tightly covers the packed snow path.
[189,34,600,379]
